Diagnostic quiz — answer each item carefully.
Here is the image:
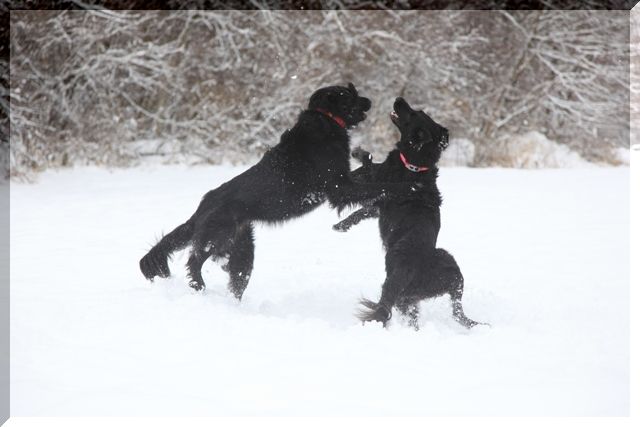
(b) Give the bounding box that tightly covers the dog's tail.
[356,298,392,325]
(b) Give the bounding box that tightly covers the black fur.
[140,84,418,297]
[334,97,485,329]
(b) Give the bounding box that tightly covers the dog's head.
[308,83,372,128]
[390,97,449,167]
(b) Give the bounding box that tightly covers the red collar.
[399,152,429,173]
[316,109,346,129]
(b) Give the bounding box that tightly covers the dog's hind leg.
[186,245,210,291]
[187,209,243,291]
[446,265,486,329]
[226,223,255,300]
[424,248,484,328]
[451,284,481,329]
[140,220,194,281]
[397,298,420,331]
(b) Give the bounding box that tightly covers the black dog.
[140,84,418,298]
[333,97,483,330]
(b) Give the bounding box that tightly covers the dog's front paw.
[351,147,372,164]
[332,221,351,232]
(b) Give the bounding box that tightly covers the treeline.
[7,9,631,177]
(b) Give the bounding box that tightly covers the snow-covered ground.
[10,164,629,416]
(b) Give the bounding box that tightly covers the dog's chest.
[376,163,442,247]
[379,205,441,250]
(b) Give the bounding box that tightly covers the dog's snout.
[393,97,409,113]
[360,97,372,112]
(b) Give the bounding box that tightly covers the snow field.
[9,164,629,416]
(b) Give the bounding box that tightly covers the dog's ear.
[348,82,357,94]
[308,90,321,109]
[439,130,450,150]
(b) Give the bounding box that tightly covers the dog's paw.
[139,250,170,281]
[351,147,372,164]
[472,321,492,328]
[456,316,491,329]
[188,280,206,292]
[332,221,350,232]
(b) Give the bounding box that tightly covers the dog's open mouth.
[390,110,399,123]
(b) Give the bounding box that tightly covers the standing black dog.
[333,97,483,330]
[140,84,418,298]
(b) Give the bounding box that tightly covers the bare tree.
[9,10,630,178]
[464,11,629,164]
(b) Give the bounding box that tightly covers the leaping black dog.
[140,84,418,298]
[334,97,484,330]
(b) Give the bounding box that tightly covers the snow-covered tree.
[476,11,628,164]
[8,10,631,178]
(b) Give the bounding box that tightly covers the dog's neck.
[315,108,347,129]
[399,151,429,173]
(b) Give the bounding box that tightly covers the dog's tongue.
[390,110,399,122]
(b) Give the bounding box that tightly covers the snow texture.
[10,164,629,416]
